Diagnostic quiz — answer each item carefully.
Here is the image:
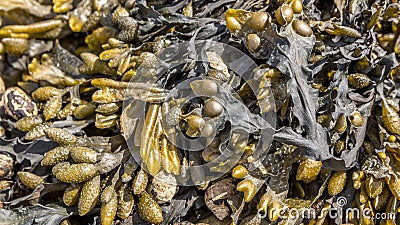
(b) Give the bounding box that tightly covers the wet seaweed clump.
[0,0,400,225]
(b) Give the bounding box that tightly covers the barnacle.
[78,175,101,216]
[138,191,163,224]
[17,171,45,189]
